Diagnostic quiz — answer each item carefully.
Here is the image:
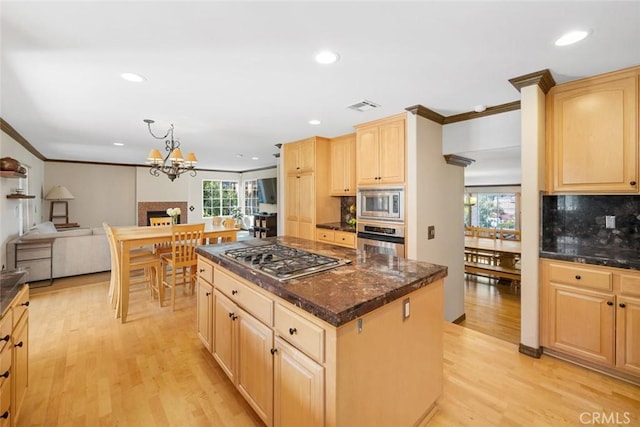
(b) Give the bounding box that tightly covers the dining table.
[464,236,522,268]
[112,224,240,323]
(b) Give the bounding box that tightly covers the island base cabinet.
[616,296,640,376]
[213,290,236,382]
[11,316,28,424]
[273,337,324,427]
[196,280,213,352]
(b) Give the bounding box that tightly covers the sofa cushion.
[32,221,58,233]
[54,228,92,238]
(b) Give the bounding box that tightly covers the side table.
[13,237,55,287]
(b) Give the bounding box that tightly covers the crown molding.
[0,117,47,161]
[509,69,556,94]
[405,105,446,124]
[444,154,475,168]
[443,101,521,124]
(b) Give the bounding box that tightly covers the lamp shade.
[45,185,75,200]
[169,148,184,163]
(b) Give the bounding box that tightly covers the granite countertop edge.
[316,222,356,233]
[196,237,447,327]
[540,251,640,271]
[0,282,27,318]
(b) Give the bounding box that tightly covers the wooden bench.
[464,261,521,281]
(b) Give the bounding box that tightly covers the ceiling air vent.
[347,99,381,112]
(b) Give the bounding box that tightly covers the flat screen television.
[257,178,277,204]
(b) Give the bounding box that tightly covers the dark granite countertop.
[196,236,447,327]
[540,245,640,270]
[0,272,28,318]
[316,222,356,233]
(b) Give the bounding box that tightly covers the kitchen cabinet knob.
[199,268,205,273]
[0,371,8,379]
[15,341,23,348]
[607,301,613,306]
[228,312,235,318]
[575,275,581,280]
[270,348,278,355]
[232,290,238,295]
[0,335,9,342]
[0,411,8,419]
[21,301,29,307]
[289,327,297,335]
[232,315,238,321]
[206,292,211,297]
[619,303,626,308]
[630,181,637,186]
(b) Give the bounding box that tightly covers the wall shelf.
[6,194,35,199]
[0,171,27,179]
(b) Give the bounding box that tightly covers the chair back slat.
[170,224,205,265]
[475,227,497,239]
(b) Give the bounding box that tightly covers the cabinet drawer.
[620,274,640,297]
[0,315,10,354]
[274,303,324,363]
[197,258,214,284]
[214,269,273,326]
[316,229,335,243]
[334,231,356,248]
[548,263,612,291]
[11,286,29,329]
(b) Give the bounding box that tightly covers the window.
[202,180,239,217]
[465,188,520,230]
[244,179,259,216]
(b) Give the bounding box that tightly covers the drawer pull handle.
[270,348,278,355]
[631,181,637,186]
[289,327,297,335]
[575,275,581,280]
[607,301,613,306]
[0,411,8,419]
[21,301,29,307]
[199,268,205,273]
[15,341,23,348]
[619,303,626,308]
[0,370,8,378]
[232,290,238,295]
[0,335,9,342]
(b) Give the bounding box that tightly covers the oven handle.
[357,232,405,244]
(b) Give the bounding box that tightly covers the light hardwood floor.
[20,275,639,426]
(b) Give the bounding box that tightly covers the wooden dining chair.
[499,229,521,241]
[464,225,476,236]
[160,223,205,311]
[475,227,497,239]
[103,223,162,315]
[150,216,173,255]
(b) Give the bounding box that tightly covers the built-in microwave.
[357,187,404,222]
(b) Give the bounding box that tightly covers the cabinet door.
[297,172,315,241]
[11,316,28,423]
[356,126,380,185]
[378,118,405,184]
[285,174,300,238]
[213,290,237,382]
[549,73,638,192]
[283,143,299,175]
[273,337,324,427]
[236,308,274,426]
[298,138,316,172]
[616,295,640,376]
[197,279,213,352]
[547,283,615,365]
[330,135,356,195]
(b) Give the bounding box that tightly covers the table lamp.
[45,185,75,224]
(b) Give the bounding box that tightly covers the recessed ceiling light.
[308,119,321,125]
[315,50,339,65]
[251,156,259,161]
[113,142,124,146]
[120,72,146,82]
[555,30,590,46]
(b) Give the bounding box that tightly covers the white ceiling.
[1,1,639,173]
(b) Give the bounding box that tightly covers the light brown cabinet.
[329,134,356,196]
[196,278,213,352]
[283,137,339,240]
[541,259,640,380]
[355,114,406,186]
[316,228,356,249]
[546,67,639,193]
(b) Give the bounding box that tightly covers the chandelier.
[144,119,197,181]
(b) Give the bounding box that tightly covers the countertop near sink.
[315,222,356,233]
[196,236,447,327]
[540,245,640,270]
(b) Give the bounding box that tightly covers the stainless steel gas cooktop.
[221,244,351,281]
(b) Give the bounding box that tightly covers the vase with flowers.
[166,207,181,225]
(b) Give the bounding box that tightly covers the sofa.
[6,222,111,282]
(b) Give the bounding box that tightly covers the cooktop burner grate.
[221,244,351,281]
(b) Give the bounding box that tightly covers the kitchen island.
[196,236,447,427]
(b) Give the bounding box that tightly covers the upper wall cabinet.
[284,138,316,174]
[329,133,356,196]
[355,114,406,186]
[546,67,639,193]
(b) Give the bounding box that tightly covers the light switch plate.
[428,225,435,240]
[605,216,616,229]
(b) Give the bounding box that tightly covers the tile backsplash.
[542,195,640,253]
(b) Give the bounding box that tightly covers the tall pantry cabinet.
[283,137,339,240]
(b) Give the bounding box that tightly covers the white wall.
[407,114,465,322]
[1,130,45,269]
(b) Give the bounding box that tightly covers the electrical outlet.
[428,225,435,240]
[605,215,616,229]
[402,298,410,320]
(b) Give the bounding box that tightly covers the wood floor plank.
[20,274,640,426]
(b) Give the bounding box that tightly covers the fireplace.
[137,201,188,226]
